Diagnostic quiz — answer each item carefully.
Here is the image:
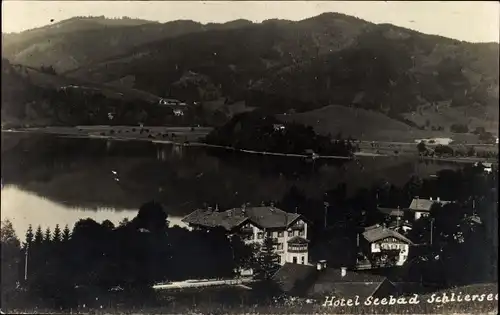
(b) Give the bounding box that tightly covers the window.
[277,243,283,250]
[266,231,272,237]
[278,231,284,237]
[257,232,263,239]
[288,230,293,237]
[298,230,305,237]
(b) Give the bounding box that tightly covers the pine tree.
[255,235,281,280]
[44,227,52,244]
[34,225,44,245]
[25,224,34,246]
[62,225,71,242]
[52,224,61,242]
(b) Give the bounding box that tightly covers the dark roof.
[308,268,390,298]
[362,225,414,244]
[181,208,248,230]
[272,263,316,294]
[182,206,301,230]
[408,198,451,212]
[272,263,391,298]
[287,236,309,244]
[378,207,406,217]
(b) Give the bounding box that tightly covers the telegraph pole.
[323,202,329,229]
[430,218,434,246]
[24,243,29,281]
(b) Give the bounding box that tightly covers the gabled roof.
[272,263,317,294]
[408,198,451,212]
[362,224,414,245]
[181,208,248,231]
[378,207,406,217]
[272,263,391,298]
[182,206,301,231]
[309,268,389,298]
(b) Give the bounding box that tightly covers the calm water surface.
[1,132,460,236]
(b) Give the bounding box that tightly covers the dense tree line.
[204,112,355,156]
[0,201,264,310]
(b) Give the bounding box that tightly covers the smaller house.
[407,197,451,220]
[159,98,184,106]
[358,224,414,268]
[273,124,286,131]
[272,261,397,299]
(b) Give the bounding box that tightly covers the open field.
[402,102,499,135]
[277,105,483,143]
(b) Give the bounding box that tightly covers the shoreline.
[2,129,497,164]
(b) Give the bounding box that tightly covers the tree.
[467,146,476,157]
[118,218,130,228]
[230,235,257,272]
[34,225,44,245]
[254,236,280,280]
[62,225,71,242]
[450,123,468,133]
[44,227,52,244]
[25,224,34,246]
[1,220,21,307]
[417,141,427,155]
[52,224,62,242]
[133,201,169,233]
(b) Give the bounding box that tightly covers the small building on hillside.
[182,204,310,266]
[407,197,451,220]
[273,124,286,132]
[272,261,397,299]
[358,224,414,268]
[173,109,184,116]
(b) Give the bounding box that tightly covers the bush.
[450,123,468,133]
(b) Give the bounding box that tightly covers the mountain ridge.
[2,12,498,135]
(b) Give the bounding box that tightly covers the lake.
[1,132,461,237]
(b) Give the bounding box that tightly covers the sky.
[1,1,499,43]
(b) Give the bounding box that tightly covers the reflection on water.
[1,132,460,236]
[0,186,186,236]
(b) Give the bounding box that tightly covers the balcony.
[290,223,305,230]
[288,244,308,253]
[240,226,253,234]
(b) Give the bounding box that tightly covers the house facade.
[358,224,414,268]
[182,205,309,266]
[407,197,451,220]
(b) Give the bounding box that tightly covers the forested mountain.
[2,13,498,132]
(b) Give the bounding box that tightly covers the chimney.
[316,262,322,271]
[437,197,440,202]
[207,206,213,212]
[341,267,347,277]
[430,197,433,201]
[270,202,275,208]
[317,260,327,271]
[215,204,219,211]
